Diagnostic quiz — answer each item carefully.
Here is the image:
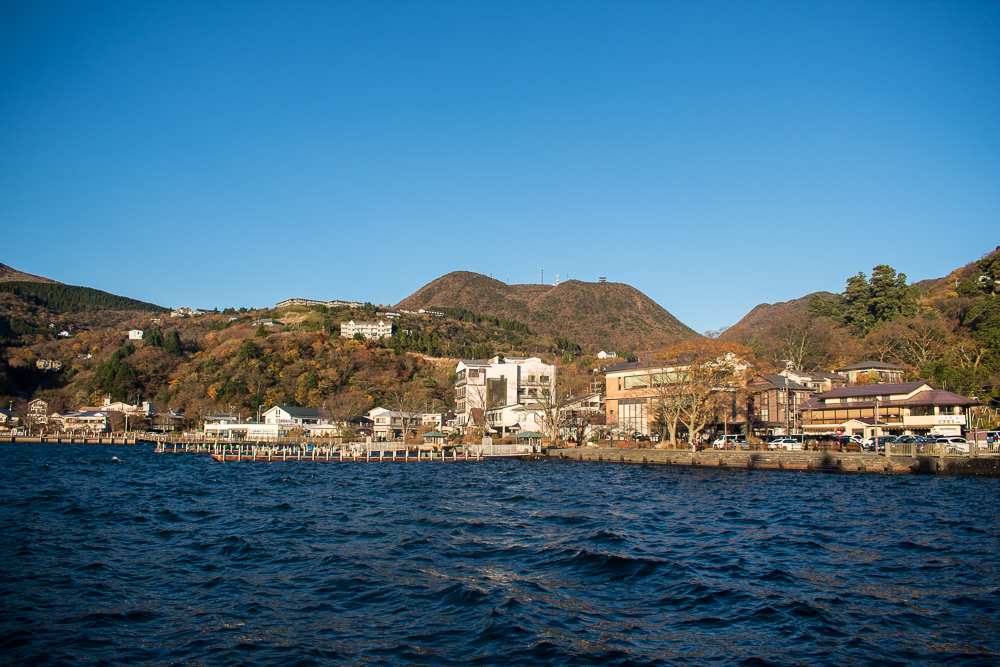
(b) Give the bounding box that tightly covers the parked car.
[935,436,969,454]
[769,437,803,451]
[861,435,894,452]
[713,434,747,449]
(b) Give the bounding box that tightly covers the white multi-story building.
[454,356,556,433]
[128,330,144,340]
[341,320,393,340]
[277,298,364,309]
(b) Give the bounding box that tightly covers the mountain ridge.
[719,292,838,343]
[395,271,698,352]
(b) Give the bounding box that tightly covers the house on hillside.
[28,399,49,423]
[276,298,363,309]
[835,361,905,384]
[340,320,393,340]
[800,382,979,439]
[35,359,62,371]
[128,330,144,340]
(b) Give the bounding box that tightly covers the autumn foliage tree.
[649,339,751,449]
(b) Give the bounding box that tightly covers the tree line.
[0,282,168,313]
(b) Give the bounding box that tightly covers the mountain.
[395,271,698,352]
[0,263,60,284]
[719,292,839,343]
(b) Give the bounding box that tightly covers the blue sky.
[2,1,997,334]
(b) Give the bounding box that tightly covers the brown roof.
[801,386,979,410]
[755,374,812,392]
[468,408,486,425]
[895,390,980,407]
[820,382,929,399]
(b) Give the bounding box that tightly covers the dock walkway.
[155,440,532,462]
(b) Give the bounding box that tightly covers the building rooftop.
[835,360,904,371]
[274,406,331,419]
[819,382,929,399]
[758,374,812,392]
[801,384,980,409]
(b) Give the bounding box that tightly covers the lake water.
[1,443,998,666]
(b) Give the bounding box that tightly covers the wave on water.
[0,444,997,666]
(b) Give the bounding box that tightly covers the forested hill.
[714,247,1000,399]
[395,271,698,352]
[0,281,168,313]
[719,292,838,343]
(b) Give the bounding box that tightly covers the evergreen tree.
[145,328,164,348]
[841,272,872,332]
[164,330,182,355]
[869,264,914,323]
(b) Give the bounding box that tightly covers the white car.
[935,436,969,454]
[769,437,803,451]
[713,434,747,449]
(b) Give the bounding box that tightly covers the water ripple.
[0,443,998,665]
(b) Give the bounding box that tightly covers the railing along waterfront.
[886,441,1000,458]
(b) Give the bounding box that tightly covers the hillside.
[0,263,60,284]
[395,272,698,352]
[0,281,168,313]
[720,292,838,343]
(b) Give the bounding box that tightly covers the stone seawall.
[545,448,1000,477]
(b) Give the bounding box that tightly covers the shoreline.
[544,447,1000,478]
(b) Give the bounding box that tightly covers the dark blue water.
[1,444,998,666]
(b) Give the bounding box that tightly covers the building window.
[619,399,649,436]
[624,375,648,390]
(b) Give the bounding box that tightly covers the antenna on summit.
[541,269,544,284]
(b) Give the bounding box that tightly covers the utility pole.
[875,396,881,455]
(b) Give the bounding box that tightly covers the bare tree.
[523,366,589,442]
[458,366,493,438]
[324,390,371,435]
[767,314,832,371]
[383,382,428,440]
[649,361,685,446]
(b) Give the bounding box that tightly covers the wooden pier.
[155,440,533,463]
[3,435,141,445]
